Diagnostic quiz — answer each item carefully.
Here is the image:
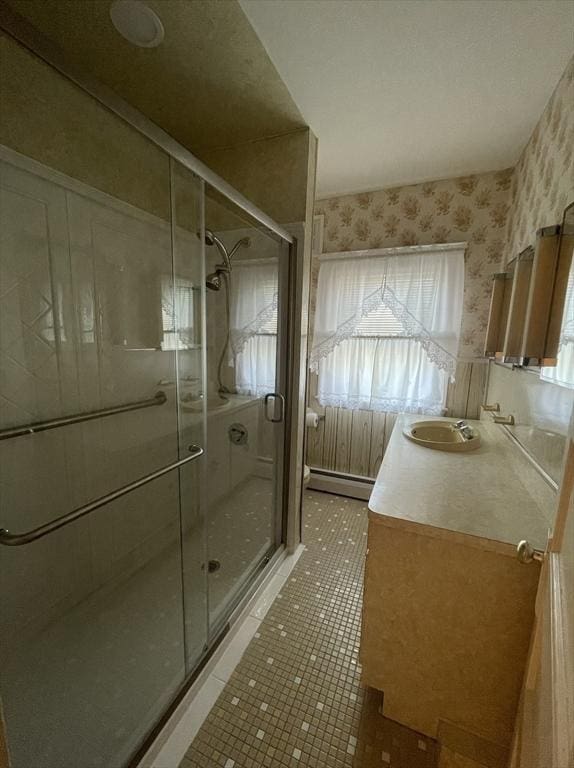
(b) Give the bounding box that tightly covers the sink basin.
[403,420,480,452]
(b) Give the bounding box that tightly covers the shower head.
[204,229,218,248]
[206,269,226,291]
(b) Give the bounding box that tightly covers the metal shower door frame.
[0,0,298,552]
[0,0,300,741]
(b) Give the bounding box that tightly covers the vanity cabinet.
[360,415,553,766]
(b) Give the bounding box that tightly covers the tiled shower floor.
[180,490,438,768]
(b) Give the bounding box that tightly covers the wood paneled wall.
[306,361,488,479]
[444,361,489,423]
[306,405,398,478]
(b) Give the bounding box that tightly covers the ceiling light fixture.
[110,0,164,48]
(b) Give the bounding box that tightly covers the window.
[309,246,465,414]
[230,260,278,396]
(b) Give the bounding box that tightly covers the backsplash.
[484,363,573,484]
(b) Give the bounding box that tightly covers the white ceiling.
[240,0,574,198]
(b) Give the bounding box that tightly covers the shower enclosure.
[0,29,293,768]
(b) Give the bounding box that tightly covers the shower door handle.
[264,393,285,423]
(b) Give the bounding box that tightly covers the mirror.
[540,201,574,389]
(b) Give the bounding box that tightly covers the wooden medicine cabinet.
[484,219,568,366]
[484,270,513,358]
[544,202,574,366]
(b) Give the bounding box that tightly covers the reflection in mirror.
[541,201,574,389]
[161,276,200,350]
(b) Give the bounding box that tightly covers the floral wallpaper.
[314,169,513,359]
[311,57,573,362]
[504,56,574,261]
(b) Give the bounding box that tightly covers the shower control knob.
[228,423,248,446]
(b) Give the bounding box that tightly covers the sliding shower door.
[0,52,206,764]
[1,28,290,768]
[170,160,210,668]
[200,186,290,632]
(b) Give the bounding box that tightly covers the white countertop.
[368,414,555,554]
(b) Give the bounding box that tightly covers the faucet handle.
[493,414,515,425]
[453,420,466,429]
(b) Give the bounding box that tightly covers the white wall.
[484,362,574,483]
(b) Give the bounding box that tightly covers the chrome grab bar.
[0,391,167,442]
[0,445,203,547]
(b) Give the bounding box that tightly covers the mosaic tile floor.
[181,490,438,768]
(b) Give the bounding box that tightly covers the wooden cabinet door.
[510,407,574,768]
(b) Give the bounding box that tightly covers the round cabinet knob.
[517,540,544,564]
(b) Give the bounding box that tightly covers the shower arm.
[227,238,249,262]
[207,231,250,273]
[209,232,232,272]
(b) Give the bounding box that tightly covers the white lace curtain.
[230,259,278,396]
[309,246,465,414]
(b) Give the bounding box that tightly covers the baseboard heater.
[308,467,374,501]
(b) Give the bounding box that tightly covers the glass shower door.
[0,133,206,765]
[1,24,292,767]
[199,186,289,632]
[170,160,209,670]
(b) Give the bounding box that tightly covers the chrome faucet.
[453,420,474,440]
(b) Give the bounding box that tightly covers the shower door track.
[129,542,287,768]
